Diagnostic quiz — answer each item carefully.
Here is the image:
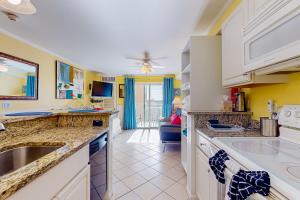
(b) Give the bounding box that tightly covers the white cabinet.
[196,147,219,200]
[244,0,300,73]
[53,165,90,200]
[244,0,276,30]
[221,1,289,87]
[222,3,252,87]
[196,148,210,200]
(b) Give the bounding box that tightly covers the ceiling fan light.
[7,0,21,5]
[0,0,36,15]
[0,65,8,72]
[141,66,152,73]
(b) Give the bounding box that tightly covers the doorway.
[135,83,163,129]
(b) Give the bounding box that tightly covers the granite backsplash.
[192,112,256,129]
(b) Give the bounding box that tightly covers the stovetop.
[214,136,300,198]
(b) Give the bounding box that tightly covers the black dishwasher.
[90,133,107,200]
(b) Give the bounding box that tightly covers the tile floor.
[107,129,189,200]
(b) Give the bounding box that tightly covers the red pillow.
[170,114,181,125]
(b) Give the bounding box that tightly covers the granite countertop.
[0,109,119,124]
[196,128,262,140]
[0,126,108,200]
[183,110,252,115]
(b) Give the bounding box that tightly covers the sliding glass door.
[136,83,163,129]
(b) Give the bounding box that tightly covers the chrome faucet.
[0,122,5,131]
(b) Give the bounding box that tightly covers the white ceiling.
[0,0,228,75]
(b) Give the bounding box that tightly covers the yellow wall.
[245,73,300,120]
[209,0,300,120]
[0,32,101,112]
[116,75,181,105]
[209,0,241,35]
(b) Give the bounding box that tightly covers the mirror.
[0,52,39,100]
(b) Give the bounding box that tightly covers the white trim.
[204,0,234,35]
[0,28,88,69]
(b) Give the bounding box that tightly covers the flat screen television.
[91,81,113,98]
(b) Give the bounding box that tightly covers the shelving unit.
[180,36,228,185]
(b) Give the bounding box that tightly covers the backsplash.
[192,112,252,129]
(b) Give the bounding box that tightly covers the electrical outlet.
[2,101,11,111]
[267,99,273,113]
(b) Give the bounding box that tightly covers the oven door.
[90,133,107,200]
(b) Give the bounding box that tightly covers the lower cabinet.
[196,147,221,200]
[53,165,90,200]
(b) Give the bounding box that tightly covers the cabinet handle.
[200,143,206,146]
[208,169,210,173]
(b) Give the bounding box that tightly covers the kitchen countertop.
[182,110,252,115]
[0,109,119,124]
[0,126,108,200]
[196,128,262,140]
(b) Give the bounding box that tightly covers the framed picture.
[119,84,125,98]
[56,61,84,99]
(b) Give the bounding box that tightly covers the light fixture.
[0,65,8,72]
[8,0,21,5]
[141,65,152,73]
[0,0,36,15]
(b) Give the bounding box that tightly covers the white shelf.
[182,64,191,74]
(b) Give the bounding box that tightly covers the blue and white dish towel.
[209,150,229,184]
[227,170,270,200]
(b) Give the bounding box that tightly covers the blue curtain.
[163,77,174,118]
[123,77,137,130]
[26,75,35,97]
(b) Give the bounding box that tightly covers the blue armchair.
[159,114,181,152]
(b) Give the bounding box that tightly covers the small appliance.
[235,92,246,112]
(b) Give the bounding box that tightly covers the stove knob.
[284,111,292,117]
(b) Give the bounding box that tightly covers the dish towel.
[209,150,229,184]
[227,170,270,200]
[224,160,241,200]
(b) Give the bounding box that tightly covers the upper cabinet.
[243,0,300,73]
[222,4,252,87]
[221,1,288,87]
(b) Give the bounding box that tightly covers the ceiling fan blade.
[126,57,144,61]
[149,60,162,66]
[151,56,167,60]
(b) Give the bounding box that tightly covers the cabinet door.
[53,165,90,200]
[244,0,300,72]
[222,3,251,87]
[246,0,275,22]
[196,148,210,200]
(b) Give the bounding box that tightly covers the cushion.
[170,114,181,125]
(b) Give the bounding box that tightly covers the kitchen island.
[0,110,118,200]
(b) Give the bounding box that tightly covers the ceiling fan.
[126,51,166,73]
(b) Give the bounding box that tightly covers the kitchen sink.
[0,145,62,177]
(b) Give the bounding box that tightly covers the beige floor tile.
[128,162,148,173]
[122,174,147,190]
[112,181,131,199]
[138,167,160,180]
[114,167,136,180]
[134,182,161,200]
[117,191,142,200]
[142,157,160,166]
[150,175,176,190]
[165,183,189,200]
[162,167,185,181]
[153,192,175,200]
[178,176,187,186]
[151,163,172,174]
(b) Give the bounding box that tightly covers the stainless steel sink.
[0,146,62,176]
